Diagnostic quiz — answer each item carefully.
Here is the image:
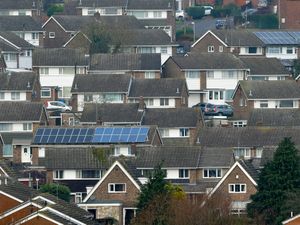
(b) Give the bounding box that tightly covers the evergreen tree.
[247,137,300,225]
[40,183,71,202]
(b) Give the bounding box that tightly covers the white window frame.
[0,92,4,100]
[160,98,169,106]
[41,88,51,98]
[260,101,268,108]
[49,32,55,38]
[75,192,83,203]
[179,169,189,178]
[54,170,64,179]
[219,46,223,52]
[229,184,246,193]
[159,128,169,137]
[23,123,32,131]
[11,92,20,100]
[160,47,168,54]
[38,147,45,158]
[208,46,214,52]
[179,128,189,137]
[203,168,222,178]
[108,183,126,193]
[40,67,49,75]
[145,72,156,79]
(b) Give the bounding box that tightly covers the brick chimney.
[138,96,146,112]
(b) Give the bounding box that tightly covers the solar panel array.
[254,32,298,45]
[33,127,150,144]
[92,127,149,143]
[288,32,300,43]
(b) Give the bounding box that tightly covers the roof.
[0,16,42,31]
[237,80,300,99]
[127,0,174,10]
[0,72,37,91]
[32,48,88,66]
[240,57,289,75]
[143,108,199,127]
[80,103,144,124]
[169,53,247,70]
[0,132,33,144]
[0,31,34,49]
[197,127,300,147]
[40,147,107,169]
[90,53,161,71]
[77,0,127,7]
[248,109,300,126]
[0,0,36,9]
[254,31,300,45]
[71,74,131,93]
[0,101,43,122]
[282,214,300,224]
[128,78,186,97]
[211,29,264,46]
[239,159,259,181]
[140,19,172,27]
[181,181,219,193]
[54,180,99,193]
[198,147,234,168]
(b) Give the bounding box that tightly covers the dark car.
[192,103,214,113]
[205,104,234,117]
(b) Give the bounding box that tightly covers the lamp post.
[191,21,196,43]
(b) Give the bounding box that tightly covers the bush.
[249,14,278,29]
[186,6,205,19]
[176,27,194,41]
[211,4,241,18]
[47,4,64,16]
[40,183,71,202]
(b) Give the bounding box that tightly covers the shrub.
[249,14,278,29]
[40,183,71,202]
[186,6,205,19]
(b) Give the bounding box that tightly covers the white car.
[45,101,72,111]
[202,6,214,15]
[176,10,185,19]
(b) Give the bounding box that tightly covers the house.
[208,160,258,215]
[0,101,47,132]
[143,108,203,145]
[232,80,300,120]
[76,0,126,16]
[0,176,100,225]
[89,53,161,79]
[0,16,42,46]
[32,48,88,101]
[191,30,264,56]
[0,0,42,16]
[254,31,300,60]
[79,160,140,225]
[282,214,300,225]
[163,53,248,106]
[240,57,291,80]
[128,78,189,108]
[0,54,6,72]
[0,31,34,70]
[71,74,132,111]
[0,71,40,101]
[80,103,145,126]
[279,0,300,29]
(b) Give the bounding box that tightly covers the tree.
[247,137,300,225]
[186,7,205,19]
[40,183,71,202]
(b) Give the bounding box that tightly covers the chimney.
[249,90,253,97]
[79,0,82,5]
[176,88,180,94]
[74,83,78,90]
[94,11,100,20]
[138,96,145,112]
[291,212,294,218]
[27,82,31,89]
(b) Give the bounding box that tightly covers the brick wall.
[13,146,21,164]
[42,19,70,48]
[232,85,254,119]
[280,0,300,29]
[0,205,39,225]
[191,33,230,54]
[162,58,184,78]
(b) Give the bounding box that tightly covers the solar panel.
[254,31,297,45]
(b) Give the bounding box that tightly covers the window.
[159,128,169,137]
[256,148,263,158]
[38,147,45,158]
[286,47,293,54]
[145,72,156,79]
[203,168,222,178]
[279,100,293,108]
[260,101,268,108]
[23,123,32,131]
[9,54,17,61]
[208,46,214,52]
[153,11,162,18]
[54,170,64,179]
[144,98,154,106]
[219,46,223,52]
[185,71,200,79]
[84,94,93,102]
[0,92,4,99]
[208,90,224,100]
[229,184,246,193]
[3,145,13,157]
[160,47,168,54]
[104,93,123,102]
[32,33,38,40]
[41,88,51,98]
[234,148,250,158]
[179,128,189,137]
[115,146,132,156]
[248,47,257,54]
[207,71,214,78]
[105,8,118,15]
[233,121,247,127]
[75,193,82,203]
[108,183,126,193]
[49,32,55,38]
[179,169,189,178]
[87,9,96,15]
[11,92,20,100]
[82,170,101,178]
[0,123,12,131]
[40,68,49,75]
[137,47,156,53]
[267,47,281,54]
[160,98,169,106]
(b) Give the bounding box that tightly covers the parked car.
[45,101,72,111]
[202,5,214,15]
[176,10,185,20]
[192,102,215,113]
[205,104,234,117]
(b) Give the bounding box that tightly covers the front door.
[21,146,31,163]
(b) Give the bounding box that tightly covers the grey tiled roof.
[0,72,38,90]
[161,138,191,146]
[211,29,264,46]
[143,108,199,127]
[55,180,99,193]
[198,147,234,168]
[140,19,172,27]
[197,127,300,147]
[0,101,43,121]
[71,74,131,93]
[51,15,94,31]
[181,181,219,193]
[128,78,186,97]
[240,57,289,75]
[80,103,144,123]
[238,80,300,99]
[171,53,247,70]
[32,48,88,66]
[0,0,36,9]
[0,39,18,51]
[248,109,300,126]
[0,16,42,31]
[0,31,34,49]
[127,0,174,10]
[0,132,33,144]
[90,53,161,71]
[239,159,259,181]
[40,147,108,169]
[135,146,202,168]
